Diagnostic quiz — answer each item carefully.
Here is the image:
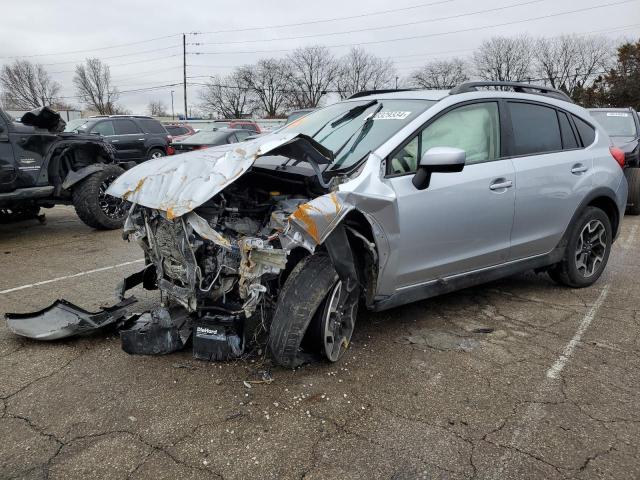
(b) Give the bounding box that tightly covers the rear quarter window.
[138,118,168,134]
[572,115,596,146]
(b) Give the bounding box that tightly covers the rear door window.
[508,102,562,156]
[166,126,187,136]
[558,111,579,149]
[573,115,596,146]
[138,118,167,134]
[114,119,142,135]
[91,120,115,136]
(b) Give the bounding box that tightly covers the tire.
[269,254,359,368]
[548,206,612,288]
[624,167,640,215]
[147,148,165,160]
[72,164,127,230]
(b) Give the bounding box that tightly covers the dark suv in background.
[589,108,640,214]
[65,115,173,164]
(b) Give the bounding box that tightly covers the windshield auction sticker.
[374,111,411,120]
[606,112,629,117]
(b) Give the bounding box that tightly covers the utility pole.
[183,34,188,120]
[395,76,399,90]
[170,90,175,120]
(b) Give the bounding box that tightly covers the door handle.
[137,138,144,141]
[110,139,119,143]
[489,180,513,190]
[571,164,588,175]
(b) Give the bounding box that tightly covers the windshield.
[281,99,435,169]
[181,130,229,144]
[64,118,90,132]
[590,111,637,137]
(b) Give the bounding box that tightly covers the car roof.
[588,107,636,112]
[347,90,450,102]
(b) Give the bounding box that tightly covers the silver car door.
[385,101,516,289]
[507,102,594,260]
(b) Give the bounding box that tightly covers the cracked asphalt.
[1,206,639,479]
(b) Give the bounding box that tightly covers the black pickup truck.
[0,107,127,229]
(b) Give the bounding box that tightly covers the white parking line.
[0,259,145,295]
[546,285,610,379]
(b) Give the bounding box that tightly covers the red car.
[164,124,196,142]
[203,120,262,134]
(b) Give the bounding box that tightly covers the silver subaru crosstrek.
[8,82,627,367]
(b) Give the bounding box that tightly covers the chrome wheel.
[575,219,607,278]
[321,281,356,362]
[150,150,164,159]
[98,175,126,220]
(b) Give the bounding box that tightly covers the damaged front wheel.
[268,254,359,368]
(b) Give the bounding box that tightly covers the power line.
[39,45,180,67]
[0,34,182,60]
[192,0,546,47]
[192,0,454,36]
[192,0,638,56]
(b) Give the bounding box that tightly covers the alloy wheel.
[98,175,127,220]
[321,281,356,362]
[574,219,607,278]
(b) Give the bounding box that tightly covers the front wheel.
[269,254,359,368]
[72,164,127,230]
[548,206,612,288]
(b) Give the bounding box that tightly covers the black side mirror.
[412,147,466,190]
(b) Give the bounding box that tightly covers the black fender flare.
[61,164,109,190]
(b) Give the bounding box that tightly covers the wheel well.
[342,210,378,306]
[47,143,112,192]
[588,196,620,238]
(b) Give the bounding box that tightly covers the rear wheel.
[548,206,612,288]
[148,148,165,160]
[269,254,359,368]
[72,164,127,230]
[624,167,640,215]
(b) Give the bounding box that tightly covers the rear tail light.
[167,146,175,155]
[610,146,626,168]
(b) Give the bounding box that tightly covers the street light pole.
[170,90,175,120]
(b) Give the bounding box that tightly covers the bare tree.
[147,100,168,116]
[334,47,396,99]
[238,59,290,117]
[473,36,534,82]
[286,46,340,108]
[534,35,613,96]
[0,60,60,109]
[199,71,256,119]
[410,58,469,89]
[73,58,119,115]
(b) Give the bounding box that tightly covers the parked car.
[172,128,252,153]
[0,106,127,229]
[199,120,261,134]
[285,108,315,124]
[64,115,174,163]
[164,123,196,142]
[589,108,640,214]
[10,82,627,369]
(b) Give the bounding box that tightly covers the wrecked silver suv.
[8,83,627,367]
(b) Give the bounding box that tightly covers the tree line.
[1,35,638,117]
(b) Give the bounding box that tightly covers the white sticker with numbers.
[606,112,629,117]
[373,111,412,120]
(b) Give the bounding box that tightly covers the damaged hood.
[107,131,304,219]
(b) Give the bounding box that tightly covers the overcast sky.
[1,0,638,114]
